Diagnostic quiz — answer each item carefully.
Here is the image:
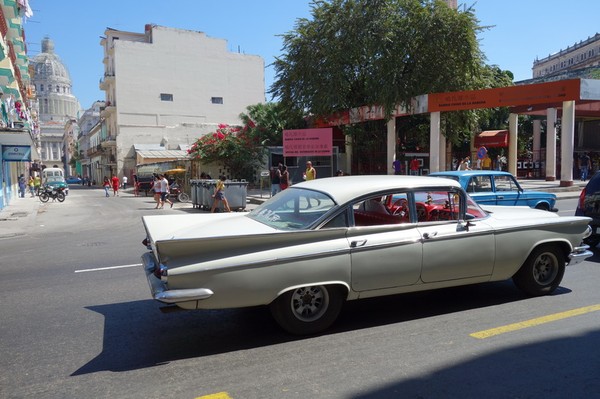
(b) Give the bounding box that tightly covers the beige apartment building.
[97,24,265,180]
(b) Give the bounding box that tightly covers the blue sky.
[23,0,600,110]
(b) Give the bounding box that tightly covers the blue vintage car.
[429,170,557,211]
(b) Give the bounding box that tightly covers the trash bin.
[190,179,248,211]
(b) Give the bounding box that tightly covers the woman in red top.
[111,174,120,196]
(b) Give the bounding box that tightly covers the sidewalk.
[0,178,586,240]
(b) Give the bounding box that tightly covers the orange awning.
[474,130,508,148]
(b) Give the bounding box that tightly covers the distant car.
[429,170,557,211]
[140,175,591,335]
[575,171,600,247]
[66,176,82,184]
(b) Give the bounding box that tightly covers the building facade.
[0,0,37,210]
[98,24,265,180]
[76,100,103,181]
[532,33,600,79]
[29,36,80,170]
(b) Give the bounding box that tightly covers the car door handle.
[351,239,367,248]
[422,232,437,239]
[497,196,504,199]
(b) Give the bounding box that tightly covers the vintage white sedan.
[141,175,592,335]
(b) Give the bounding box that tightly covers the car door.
[493,174,523,206]
[415,190,495,283]
[348,193,423,292]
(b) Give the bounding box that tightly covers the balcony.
[99,73,115,90]
[100,101,116,117]
[100,136,116,148]
[87,144,104,157]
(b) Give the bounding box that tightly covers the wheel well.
[531,241,570,263]
[535,202,550,211]
[273,282,349,303]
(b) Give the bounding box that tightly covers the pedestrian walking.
[304,161,316,180]
[33,174,41,195]
[270,163,282,197]
[18,174,26,198]
[158,174,173,209]
[111,174,120,196]
[122,175,128,190]
[211,175,231,212]
[28,175,35,197]
[102,176,111,197]
[152,174,161,208]
[280,165,290,190]
[410,158,420,175]
[580,152,591,181]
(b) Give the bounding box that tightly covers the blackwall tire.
[513,245,565,296]
[270,285,345,335]
[39,193,49,203]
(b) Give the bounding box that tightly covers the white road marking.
[75,263,142,273]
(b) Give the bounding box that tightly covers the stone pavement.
[0,178,587,240]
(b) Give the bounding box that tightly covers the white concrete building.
[99,24,265,179]
[30,37,81,169]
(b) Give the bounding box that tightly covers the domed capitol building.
[29,36,80,168]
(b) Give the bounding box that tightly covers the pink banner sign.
[283,128,333,157]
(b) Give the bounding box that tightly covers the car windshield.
[248,187,336,230]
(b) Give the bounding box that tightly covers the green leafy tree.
[187,103,306,181]
[239,102,306,146]
[271,0,486,132]
[188,123,264,181]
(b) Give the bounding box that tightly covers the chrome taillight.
[142,237,152,249]
[154,263,168,281]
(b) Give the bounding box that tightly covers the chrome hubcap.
[533,252,558,284]
[291,286,329,322]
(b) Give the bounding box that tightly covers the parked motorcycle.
[39,185,66,203]
[169,183,190,202]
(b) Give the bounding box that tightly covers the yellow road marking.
[470,304,600,339]
[195,393,232,399]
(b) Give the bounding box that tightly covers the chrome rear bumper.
[567,245,593,266]
[141,252,213,304]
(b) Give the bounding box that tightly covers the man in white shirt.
[122,175,128,189]
[158,174,173,209]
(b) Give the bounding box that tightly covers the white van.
[42,167,69,195]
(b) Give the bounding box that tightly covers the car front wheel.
[513,245,565,296]
[270,285,345,335]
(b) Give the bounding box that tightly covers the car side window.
[413,190,461,222]
[352,192,409,226]
[494,175,517,191]
[467,176,492,193]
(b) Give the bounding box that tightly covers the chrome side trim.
[567,244,593,266]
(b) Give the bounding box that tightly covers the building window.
[211,97,224,104]
[160,93,173,101]
[40,84,44,91]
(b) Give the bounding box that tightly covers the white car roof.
[290,175,462,205]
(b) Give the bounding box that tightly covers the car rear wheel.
[535,203,550,211]
[513,245,565,296]
[270,285,345,335]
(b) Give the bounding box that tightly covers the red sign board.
[283,128,333,157]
